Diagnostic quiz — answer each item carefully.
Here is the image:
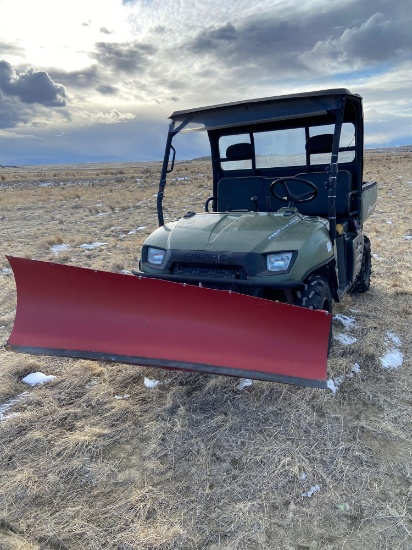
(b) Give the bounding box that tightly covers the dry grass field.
[0,151,411,549]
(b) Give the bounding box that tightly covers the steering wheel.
[205,195,214,212]
[270,177,318,206]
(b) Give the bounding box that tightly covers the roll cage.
[156,89,364,246]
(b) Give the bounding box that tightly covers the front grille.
[172,263,245,280]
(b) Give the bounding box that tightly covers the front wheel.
[294,275,333,312]
[294,275,333,355]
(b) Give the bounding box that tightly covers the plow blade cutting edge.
[5,257,331,388]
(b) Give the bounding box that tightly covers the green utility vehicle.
[6,89,378,388]
[139,89,377,312]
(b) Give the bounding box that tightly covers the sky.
[0,0,411,166]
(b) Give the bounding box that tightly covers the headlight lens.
[266,252,293,272]
[147,247,165,265]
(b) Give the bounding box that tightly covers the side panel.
[360,181,378,223]
[6,257,332,388]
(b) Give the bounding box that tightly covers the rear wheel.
[294,275,333,355]
[351,235,371,293]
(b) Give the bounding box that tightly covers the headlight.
[266,252,293,272]
[147,247,165,265]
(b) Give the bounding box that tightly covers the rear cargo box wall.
[361,181,378,223]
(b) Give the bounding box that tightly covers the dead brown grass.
[0,152,411,549]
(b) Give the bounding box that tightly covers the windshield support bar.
[156,117,194,226]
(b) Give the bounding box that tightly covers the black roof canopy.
[170,89,361,132]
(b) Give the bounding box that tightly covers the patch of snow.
[51,243,70,255]
[403,235,412,241]
[22,372,56,386]
[127,227,146,235]
[120,270,132,275]
[114,394,130,400]
[386,331,401,346]
[334,333,357,345]
[80,242,108,250]
[97,212,109,216]
[334,314,357,329]
[386,220,393,225]
[152,193,158,197]
[380,349,404,370]
[236,378,253,390]
[299,472,307,481]
[327,375,345,395]
[86,379,99,388]
[144,377,160,389]
[351,363,361,375]
[301,484,321,498]
[0,392,29,421]
[2,267,12,275]
[329,363,361,393]
[372,253,382,259]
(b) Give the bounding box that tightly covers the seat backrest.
[294,171,353,217]
[217,176,268,211]
[217,171,353,217]
[225,143,254,161]
[305,134,334,154]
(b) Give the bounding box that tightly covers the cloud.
[185,1,412,79]
[91,41,157,73]
[365,109,412,147]
[191,22,238,52]
[0,96,31,129]
[1,0,411,163]
[0,40,24,56]
[0,116,168,165]
[301,12,412,72]
[0,61,68,131]
[48,66,100,90]
[74,109,137,125]
[96,84,119,95]
[0,61,67,106]
[0,129,37,139]
[339,12,411,62]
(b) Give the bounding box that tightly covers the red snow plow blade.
[5,257,331,388]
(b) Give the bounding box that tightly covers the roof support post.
[327,99,345,245]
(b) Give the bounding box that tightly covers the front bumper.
[133,269,301,290]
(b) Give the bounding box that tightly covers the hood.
[163,211,321,254]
